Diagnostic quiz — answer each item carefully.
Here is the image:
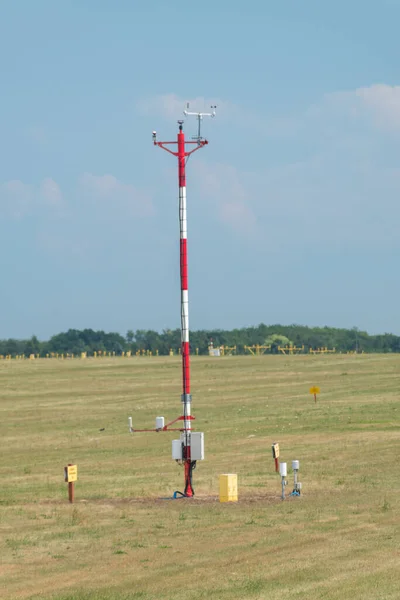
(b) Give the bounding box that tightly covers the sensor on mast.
[183,102,217,145]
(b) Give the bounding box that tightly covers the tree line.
[0,324,400,356]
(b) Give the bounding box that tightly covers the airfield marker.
[64,463,78,503]
[272,442,280,473]
[309,385,320,403]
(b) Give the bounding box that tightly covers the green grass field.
[0,354,399,600]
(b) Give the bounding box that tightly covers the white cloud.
[0,180,34,218]
[355,84,400,130]
[0,177,64,219]
[191,156,400,249]
[1,173,155,222]
[185,83,400,247]
[305,84,400,134]
[192,161,257,236]
[79,173,155,217]
[40,178,63,207]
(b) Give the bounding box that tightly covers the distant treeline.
[1,324,400,356]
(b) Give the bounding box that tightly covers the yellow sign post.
[309,386,320,403]
[64,464,78,503]
[271,442,280,472]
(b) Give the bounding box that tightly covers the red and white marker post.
[149,106,216,496]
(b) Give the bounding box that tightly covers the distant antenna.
[183,102,217,145]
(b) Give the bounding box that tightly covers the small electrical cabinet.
[188,432,204,460]
[172,439,182,460]
[172,432,204,461]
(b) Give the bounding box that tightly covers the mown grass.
[0,354,399,599]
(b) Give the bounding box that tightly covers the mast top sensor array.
[183,102,216,145]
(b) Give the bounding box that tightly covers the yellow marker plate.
[64,465,78,483]
[272,443,280,459]
[309,386,320,395]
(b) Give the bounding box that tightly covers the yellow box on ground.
[219,474,238,502]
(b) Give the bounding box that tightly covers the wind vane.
[183,102,217,145]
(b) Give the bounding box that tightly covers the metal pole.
[178,123,193,497]
[68,463,74,503]
[152,107,215,497]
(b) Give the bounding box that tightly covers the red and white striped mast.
[129,104,216,498]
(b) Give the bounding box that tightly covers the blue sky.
[1,0,400,339]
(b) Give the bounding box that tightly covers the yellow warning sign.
[271,443,280,459]
[64,465,78,483]
[309,386,320,395]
